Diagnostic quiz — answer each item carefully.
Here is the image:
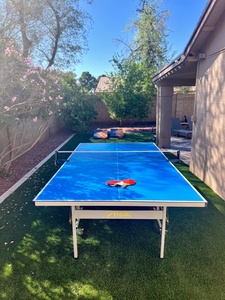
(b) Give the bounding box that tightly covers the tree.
[131,0,170,69]
[100,57,154,125]
[0,0,92,69]
[78,71,98,94]
[101,0,170,124]
[121,0,171,70]
[0,44,62,172]
[61,72,97,133]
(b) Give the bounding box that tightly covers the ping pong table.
[33,142,207,258]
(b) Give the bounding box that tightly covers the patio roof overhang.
[153,0,225,87]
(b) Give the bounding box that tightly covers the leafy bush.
[61,73,97,133]
[0,43,63,172]
[100,59,155,124]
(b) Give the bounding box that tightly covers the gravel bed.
[0,130,72,196]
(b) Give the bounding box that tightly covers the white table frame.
[71,205,167,259]
[35,199,207,259]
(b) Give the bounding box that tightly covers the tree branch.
[46,0,61,68]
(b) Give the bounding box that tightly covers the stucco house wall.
[152,0,225,201]
[190,13,225,199]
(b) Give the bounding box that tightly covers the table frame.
[35,199,206,259]
[71,205,167,259]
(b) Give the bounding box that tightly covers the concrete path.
[170,136,192,165]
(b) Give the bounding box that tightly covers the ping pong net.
[54,143,181,165]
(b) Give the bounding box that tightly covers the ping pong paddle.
[106,179,136,188]
[121,179,136,188]
[106,180,120,186]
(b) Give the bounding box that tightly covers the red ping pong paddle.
[106,180,120,186]
[121,179,136,188]
[106,179,136,188]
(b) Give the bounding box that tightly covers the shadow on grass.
[175,162,225,217]
[1,133,225,299]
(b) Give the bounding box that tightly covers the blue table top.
[34,143,207,207]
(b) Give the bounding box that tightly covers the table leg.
[155,206,162,229]
[160,207,167,259]
[71,206,78,258]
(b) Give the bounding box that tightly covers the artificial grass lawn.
[1,132,225,299]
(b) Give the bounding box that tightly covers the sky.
[75,0,209,78]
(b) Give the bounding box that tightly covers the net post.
[54,150,58,165]
[177,150,180,162]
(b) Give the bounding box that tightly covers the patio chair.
[171,118,192,139]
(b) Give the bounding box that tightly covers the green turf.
[1,133,225,300]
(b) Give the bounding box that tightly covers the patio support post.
[156,86,173,148]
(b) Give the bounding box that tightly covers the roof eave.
[153,0,214,84]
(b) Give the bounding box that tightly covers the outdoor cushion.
[110,128,124,138]
[93,129,108,139]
